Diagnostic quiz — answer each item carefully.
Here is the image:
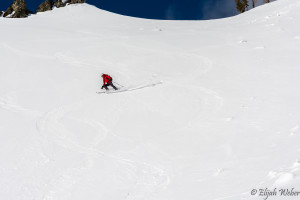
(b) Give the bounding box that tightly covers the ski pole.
[113,81,124,87]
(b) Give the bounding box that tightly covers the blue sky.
[0,0,237,20]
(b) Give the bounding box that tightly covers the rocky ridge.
[36,0,53,13]
[3,0,31,18]
[53,0,66,8]
[1,0,86,17]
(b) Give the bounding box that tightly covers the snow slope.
[0,0,300,199]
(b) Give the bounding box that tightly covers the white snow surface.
[0,1,300,199]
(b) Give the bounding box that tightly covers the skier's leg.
[110,83,118,90]
[103,83,109,90]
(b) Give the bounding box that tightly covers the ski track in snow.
[35,97,171,199]
[97,81,163,94]
[0,86,172,198]
[0,64,221,199]
[0,96,42,117]
[54,52,110,71]
[1,43,54,60]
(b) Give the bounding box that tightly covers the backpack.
[105,75,112,81]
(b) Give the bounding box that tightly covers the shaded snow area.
[1,0,300,199]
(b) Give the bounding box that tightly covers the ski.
[96,81,162,95]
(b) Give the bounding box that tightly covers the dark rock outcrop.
[65,0,86,4]
[3,6,13,17]
[54,0,66,8]
[3,0,30,18]
[37,0,53,13]
[53,0,85,9]
[2,0,86,18]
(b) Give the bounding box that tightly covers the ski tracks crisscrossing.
[35,98,171,199]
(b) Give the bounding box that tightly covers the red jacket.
[102,74,112,85]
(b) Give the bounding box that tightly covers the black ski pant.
[102,82,118,90]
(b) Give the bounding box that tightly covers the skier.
[101,73,118,91]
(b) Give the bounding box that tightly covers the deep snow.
[0,0,300,199]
